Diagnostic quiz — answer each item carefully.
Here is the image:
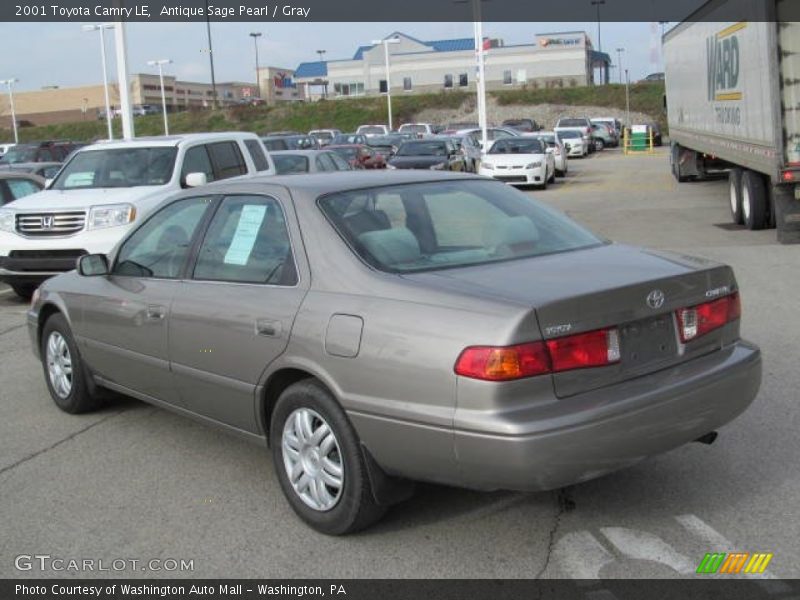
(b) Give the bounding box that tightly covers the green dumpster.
[628,125,650,152]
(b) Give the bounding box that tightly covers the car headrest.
[358,227,421,266]
[482,216,540,249]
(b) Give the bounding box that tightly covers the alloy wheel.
[46,331,73,399]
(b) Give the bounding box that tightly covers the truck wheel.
[271,379,386,535]
[742,170,768,230]
[729,168,744,225]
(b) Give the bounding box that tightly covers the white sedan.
[527,131,569,177]
[556,130,588,157]
[478,137,555,189]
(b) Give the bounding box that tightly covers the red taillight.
[676,292,740,343]
[455,328,620,381]
[782,170,796,182]
[546,328,621,373]
[455,342,551,381]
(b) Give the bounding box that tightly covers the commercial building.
[255,66,305,104]
[1,75,257,127]
[294,31,611,101]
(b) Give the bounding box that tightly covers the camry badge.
[646,289,665,309]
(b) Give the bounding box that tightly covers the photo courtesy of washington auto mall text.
[2,0,800,598]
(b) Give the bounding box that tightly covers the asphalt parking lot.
[1,147,798,582]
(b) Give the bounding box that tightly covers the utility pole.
[616,47,625,85]
[316,50,326,98]
[148,59,172,135]
[625,68,631,129]
[113,21,134,139]
[0,79,18,143]
[83,24,115,140]
[250,32,262,98]
[205,0,218,109]
[591,0,606,84]
[370,37,400,130]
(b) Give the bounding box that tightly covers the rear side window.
[182,146,215,183]
[329,153,351,171]
[315,153,336,172]
[245,140,271,172]
[193,195,297,285]
[208,142,246,180]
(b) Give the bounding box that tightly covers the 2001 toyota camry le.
[27,170,761,534]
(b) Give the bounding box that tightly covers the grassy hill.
[0,83,665,143]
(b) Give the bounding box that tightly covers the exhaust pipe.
[694,431,718,445]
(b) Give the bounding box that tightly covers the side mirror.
[77,254,109,277]
[184,172,208,188]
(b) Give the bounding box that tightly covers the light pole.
[113,22,134,139]
[83,23,115,140]
[616,47,625,84]
[316,50,326,98]
[625,68,631,129]
[249,32,262,98]
[591,0,606,84]
[204,0,218,109]
[147,59,172,135]
[370,37,400,130]
[0,78,18,143]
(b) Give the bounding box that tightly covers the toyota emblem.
[646,289,665,309]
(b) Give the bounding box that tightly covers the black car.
[387,140,466,171]
[0,141,78,165]
[502,118,541,133]
[365,134,411,157]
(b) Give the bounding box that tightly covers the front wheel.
[271,380,386,535]
[41,313,103,414]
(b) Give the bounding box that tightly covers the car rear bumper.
[452,340,761,491]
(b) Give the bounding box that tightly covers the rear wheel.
[271,380,386,535]
[41,313,103,414]
[729,168,744,225]
[742,170,768,230]
[595,139,605,151]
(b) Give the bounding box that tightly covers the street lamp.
[591,0,606,53]
[0,78,18,143]
[204,0,218,109]
[249,32,262,99]
[316,50,327,98]
[454,0,489,152]
[370,37,400,130]
[82,23,115,140]
[625,68,631,129]
[147,59,173,135]
[616,47,625,84]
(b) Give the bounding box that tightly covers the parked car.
[457,127,520,150]
[591,117,623,139]
[0,172,44,205]
[555,118,595,154]
[387,139,466,171]
[364,134,410,158]
[331,133,369,146]
[271,150,352,175]
[29,170,761,535]
[132,104,160,117]
[556,130,588,157]
[283,135,319,150]
[0,132,275,299]
[0,141,79,165]
[327,145,386,169]
[442,121,479,134]
[433,134,482,173]
[528,131,569,177]
[642,72,665,82]
[356,124,391,137]
[0,161,63,180]
[591,123,615,150]
[478,137,555,189]
[397,123,437,138]
[237,97,266,106]
[0,143,15,158]
[261,136,290,152]
[309,129,343,147]
[502,118,541,133]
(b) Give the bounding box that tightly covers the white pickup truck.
[0,132,275,298]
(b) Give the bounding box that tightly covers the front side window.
[318,181,603,273]
[315,153,336,172]
[328,153,351,171]
[52,147,178,190]
[207,142,246,179]
[181,145,215,183]
[114,197,211,279]
[193,195,297,285]
[244,140,271,171]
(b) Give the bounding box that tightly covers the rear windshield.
[273,154,309,174]
[396,142,448,157]
[0,146,37,164]
[533,135,556,146]
[558,119,588,128]
[312,131,334,141]
[489,139,545,154]
[399,124,428,134]
[358,126,385,135]
[51,147,177,190]
[558,131,581,139]
[318,180,603,273]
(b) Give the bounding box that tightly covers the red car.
[327,144,386,169]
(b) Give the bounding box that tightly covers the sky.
[0,21,665,92]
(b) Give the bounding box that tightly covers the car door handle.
[255,319,281,337]
[146,304,166,321]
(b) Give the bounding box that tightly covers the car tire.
[548,168,556,184]
[11,284,37,300]
[271,379,386,535]
[742,170,768,230]
[41,313,103,414]
[729,168,744,225]
[596,139,605,151]
[555,169,565,178]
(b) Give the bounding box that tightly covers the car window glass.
[6,178,42,200]
[39,148,55,161]
[193,195,297,285]
[113,197,211,279]
[208,142,247,180]
[244,140,270,172]
[53,147,177,190]
[181,145,215,183]
[273,154,309,174]
[329,152,351,171]
[315,153,336,171]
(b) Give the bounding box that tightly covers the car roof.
[270,149,332,155]
[87,132,259,150]
[0,171,45,182]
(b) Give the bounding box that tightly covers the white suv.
[0,132,275,298]
[356,124,391,137]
